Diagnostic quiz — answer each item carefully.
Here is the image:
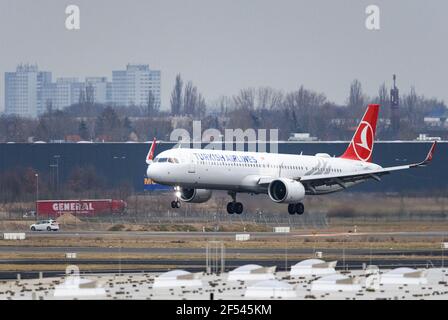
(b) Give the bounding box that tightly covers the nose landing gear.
[171,186,181,209]
[226,191,244,214]
[288,203,305,215]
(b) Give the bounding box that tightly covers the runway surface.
[0,245,446,256]
[1,229,447,279]
[0,258,446,280]
[2,230,447,239]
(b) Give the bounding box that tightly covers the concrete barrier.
[3,233,26,240]
[235,234,250,241]
[273,227,290,233]
[66,253,77,259]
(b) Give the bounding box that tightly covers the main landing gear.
[171,200,181,209]
[227,191,243,215]
[288,203,304,215]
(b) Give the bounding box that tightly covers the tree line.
[0,76,446,143]
[0,165,133,204]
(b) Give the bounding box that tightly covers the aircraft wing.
[299,141,437,189]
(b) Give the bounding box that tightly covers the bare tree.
[183,81,198,116]
[217,96,233,115]
[377,82,388,107]
[147,90,157,117]
[94,106,122,141]
[78,120,89,140]
[348,79,365,117]
[403,87,417,126]
[196,93,207,118]
[86,83,95,105]
[170,74,183,115]
[282,85,327,135]
[257,87,283,110]
[233,88,256,110]
[0,115,37,142]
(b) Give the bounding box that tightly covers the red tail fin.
[146,137,157,164]
[340,104,380,162]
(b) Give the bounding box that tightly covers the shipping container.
[36,199,127,217]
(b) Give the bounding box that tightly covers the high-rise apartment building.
[5,64,52,117]
[112,64,161,108]
[4,64,161,117]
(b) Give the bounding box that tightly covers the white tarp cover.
[380,268,428,285]
[153,270,202,288]
[290,259,337,276]
[54,277,106,298]
[228,264,275,281]
[311,274,361,292]
[245,280,296,298]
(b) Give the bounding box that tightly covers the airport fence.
[0,210,329,232]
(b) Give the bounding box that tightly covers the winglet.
[415,141,437,167]
[146,137,157,164]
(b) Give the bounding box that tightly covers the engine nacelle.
[179,188,212,203]
[268,178,305,203]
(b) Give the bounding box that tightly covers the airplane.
[146,104,436,215]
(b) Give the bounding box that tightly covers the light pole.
[112,155,127,191]
[35,173,39,216]
[53,155,61,194]
[49,164,57,193]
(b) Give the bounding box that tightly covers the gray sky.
[0,0,447,112]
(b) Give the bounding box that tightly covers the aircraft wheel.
[295,203,305,215]
[288,204,296,215]
[227,202,235,214]
[171,200,181,209]
[234,202,243,215]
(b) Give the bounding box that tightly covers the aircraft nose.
[146,165,157,179]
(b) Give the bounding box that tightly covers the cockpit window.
[154,157,179,163]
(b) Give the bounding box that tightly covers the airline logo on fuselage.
[193,153,258,163]
[353,121,374,161]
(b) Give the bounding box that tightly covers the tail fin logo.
[146,137,157,164]
[340,104,379,162]
[353,121,374,161]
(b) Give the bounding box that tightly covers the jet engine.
[268,178,305,203]
[179,188,213,203]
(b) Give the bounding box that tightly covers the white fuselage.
[146,148,382,195]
